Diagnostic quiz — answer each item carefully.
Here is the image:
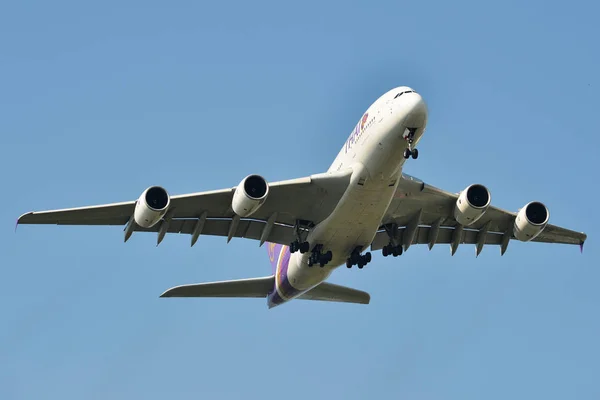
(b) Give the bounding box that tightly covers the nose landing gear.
[403,128,419,159]
[403,148,418,160]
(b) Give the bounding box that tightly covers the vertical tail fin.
[266,242,283,274]
[265,242,294,308]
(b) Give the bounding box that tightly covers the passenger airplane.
[17,86,587,308]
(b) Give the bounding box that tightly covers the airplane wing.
[17,169,353,247]
[373,174,587,255]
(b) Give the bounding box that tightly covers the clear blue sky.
[1,1,598,399]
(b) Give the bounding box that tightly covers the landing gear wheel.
[384,243,403,257]
[411,148,419,159]
[403,148,411,159]
[308,244,332,268]
[347,247,373,269]
[300,241,310,253]
[300,242,310,253]
[291,239,310,254]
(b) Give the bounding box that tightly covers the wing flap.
[133,218,296,246]
[370,225,504,251]
[371,222,585,252]
[160,276,275,298]
[298,282,370,304]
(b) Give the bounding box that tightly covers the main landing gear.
[290,220,311,254]
[346,247,372,269]
[382,243,403,257]
[288,220,332,268]
[290,240,309,254]
[308,244,333,268]
[403,128,419,160]
[381,223,403,257]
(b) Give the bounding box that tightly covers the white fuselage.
[280,87,428,297]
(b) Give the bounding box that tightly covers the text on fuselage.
[345,112,374,153]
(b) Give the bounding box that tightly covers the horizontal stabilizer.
[298,282,370,305]
[160,275,274,298]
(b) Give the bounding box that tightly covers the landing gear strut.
[346,247,372,269]
[403,128,419,160]
[290,220,310,254]
[308,244,333,268]
[381,223,404,257]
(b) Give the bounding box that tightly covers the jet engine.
[232,174,270,217]
[454,184,491,226]
[133,186,171,228]
[513,201,549,241]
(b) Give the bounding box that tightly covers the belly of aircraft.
[282,174,399,302]
[311,176,398,266]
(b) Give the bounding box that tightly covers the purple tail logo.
[266,242,281,274]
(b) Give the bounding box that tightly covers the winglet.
[15,212,32,232]
[580,241,584,254]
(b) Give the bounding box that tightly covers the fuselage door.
[378,98,393,122]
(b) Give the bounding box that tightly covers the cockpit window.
[394,90,415,99]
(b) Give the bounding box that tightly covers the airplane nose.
[402,93,428,128]
[405,93,427,117]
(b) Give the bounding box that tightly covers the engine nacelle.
[513,201,549,241]
[133,186,171,228]
[232,174,269,217]
[454,184,491,226]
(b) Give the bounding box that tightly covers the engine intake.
[454,184,491,226]
[232,174,269,217]
[134,186,171,228]
[514,201,549,241]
